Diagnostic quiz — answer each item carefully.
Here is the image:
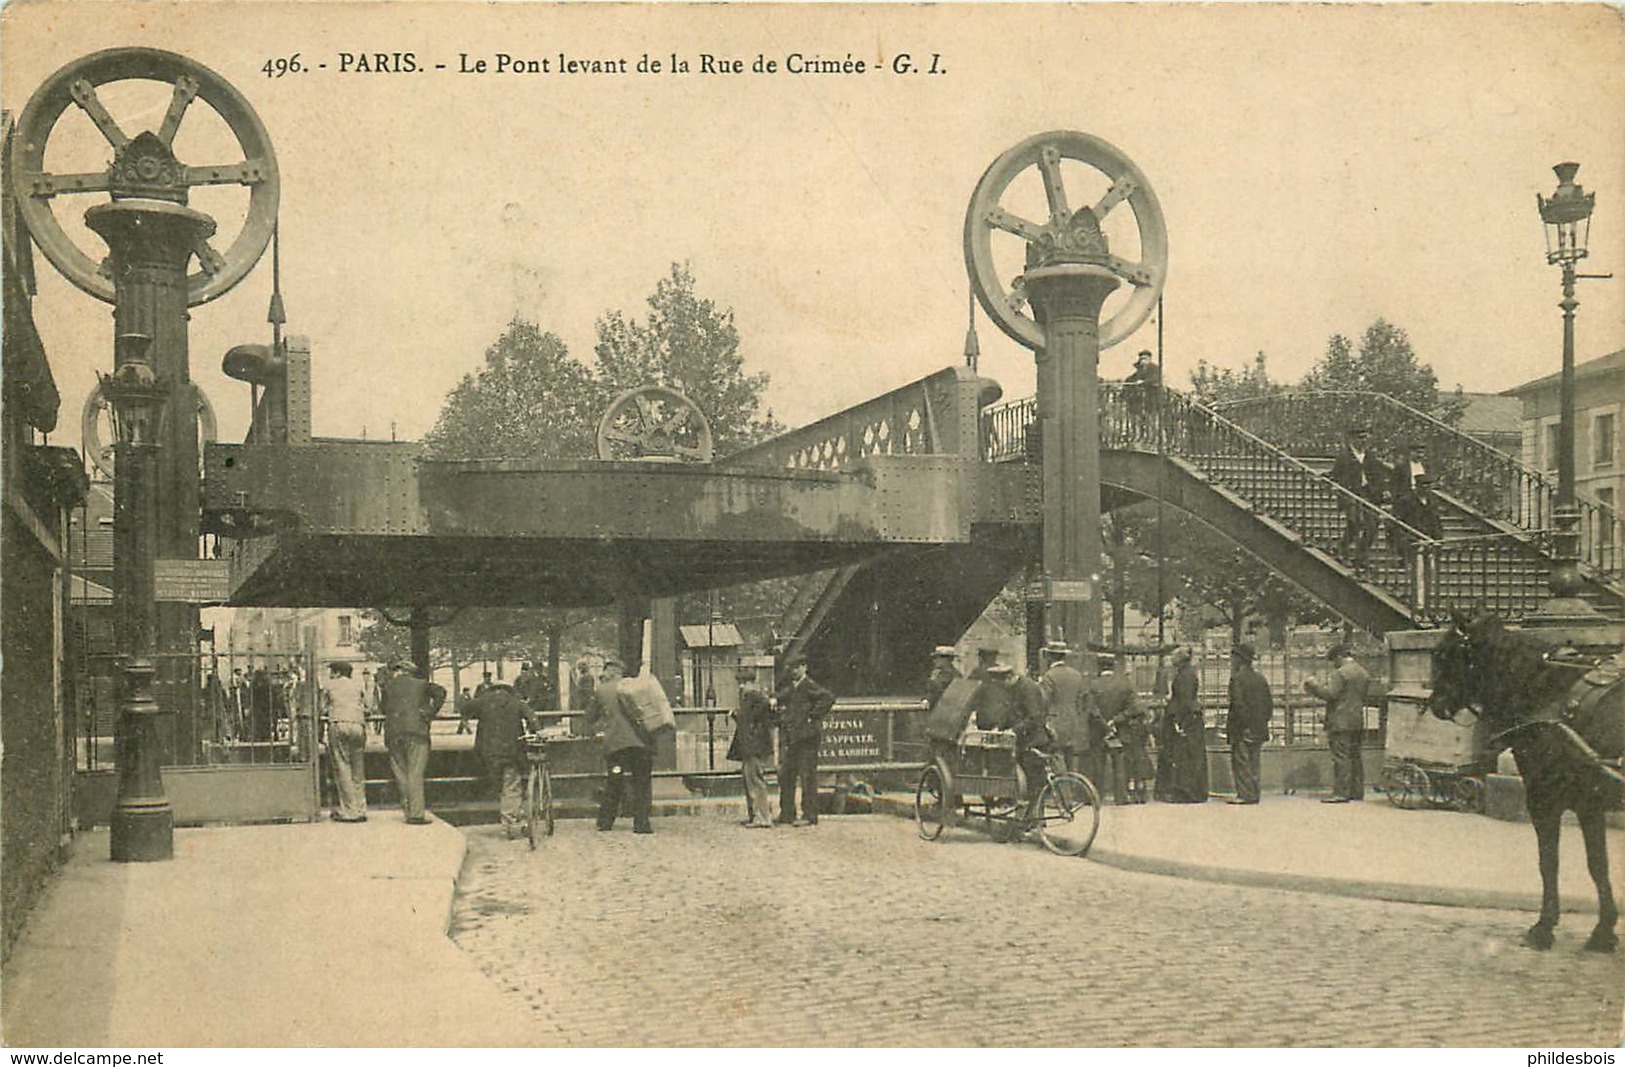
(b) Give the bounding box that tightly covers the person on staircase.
[1329,424,1388,569]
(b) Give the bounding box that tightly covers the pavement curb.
[873,794,1599,915]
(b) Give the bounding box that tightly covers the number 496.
[262,54,303,77]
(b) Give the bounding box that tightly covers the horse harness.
[1489,656,1625,789]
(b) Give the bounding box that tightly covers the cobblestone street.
[449,815,1624,1047]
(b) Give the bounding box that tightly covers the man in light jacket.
[1306,645,1371,803]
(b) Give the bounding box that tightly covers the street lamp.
[1526,163,1601,625]
[102,332,174,861]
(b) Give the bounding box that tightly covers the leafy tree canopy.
[422,320,598,460]
[593,263,780,458]
[1190,351,1280,406]
[1300,319,1467,425]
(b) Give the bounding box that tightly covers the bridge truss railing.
[1212,391,1622,585]
[720,365,998,471]
[981,386,1553,620]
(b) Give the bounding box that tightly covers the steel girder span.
[202,442,986,607]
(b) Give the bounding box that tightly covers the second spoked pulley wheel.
[596,385,714,463]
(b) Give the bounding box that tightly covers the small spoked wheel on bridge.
[522,734,554,848]
[915,762,950,841]
[1033,771,1101,857]
[595,385,715,463]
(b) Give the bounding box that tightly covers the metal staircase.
[1213,391,1624,599]
[986,385,1624,628]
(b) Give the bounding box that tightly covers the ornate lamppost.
[1527,163,1606,628]
[103,333,174,861]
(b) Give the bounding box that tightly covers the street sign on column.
[153,559,232,604]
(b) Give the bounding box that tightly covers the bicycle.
[915,732,1101,857]
[520,732,555,848]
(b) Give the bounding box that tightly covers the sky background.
[5,2,1624,454]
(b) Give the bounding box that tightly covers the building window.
[1593,412,1616,469]
[1542,422,1560,473]
[337,615,354,647]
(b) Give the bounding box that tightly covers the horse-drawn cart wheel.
[1036,771,1101,857]
[1452,776,1485,814]
[1384,763,1430,810]
[915,763,949,841]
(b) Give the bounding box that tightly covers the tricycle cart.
[914,729,1101,856]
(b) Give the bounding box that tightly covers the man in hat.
[382,660,447,824]
[323,661,369,822]
[968,646,1016,731]
[1124,348,1162,428]
[467,673,535,838]
[1329,424,1387,566]
[1306,645,1372,802]
[1039,642,1090,778]
[926,646,961,710]
[1225,643,1273,805]
[1093,658,1145,805]
[774,655,835,827]
[730,666,776,828]
[584,657,655,834]
[992,662,1053,823]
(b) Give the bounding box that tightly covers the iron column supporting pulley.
[964,131,1169,661]
[15,47,281,860]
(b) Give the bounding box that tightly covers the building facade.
[1505,348,1623,569]
[3,116,89,958]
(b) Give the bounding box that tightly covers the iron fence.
[79,648,319,770]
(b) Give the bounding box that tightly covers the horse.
[1429,611,1624,952]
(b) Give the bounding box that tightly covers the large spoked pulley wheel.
[595,385,714,463]
[11,47,280,306]
[964,130,1167,351]
[82,380,217,481]
[1036,771,1101,857]
[915,763,948,841]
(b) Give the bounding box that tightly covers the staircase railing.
[1211,391,1622,584]
[981,386,1555,620]
[1418,530,1555,622]
[986,387,1424,578]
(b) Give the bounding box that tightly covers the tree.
[1301,319,1467,425]
[1189,351,1280,406]
[594,263,791,633]
[423,319,598,460]
[1100,505,1175,647]
[593,263,781,458]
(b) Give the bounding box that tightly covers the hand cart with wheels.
[1381,688,1492,813]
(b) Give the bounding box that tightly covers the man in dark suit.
[584,658,654,834]
[468,678,534,838]
[1093,660,1144,805]
[1225,643,1273,805]
[774,656,835,827]
[1329,425,1387,566]
[382,661,447,824]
